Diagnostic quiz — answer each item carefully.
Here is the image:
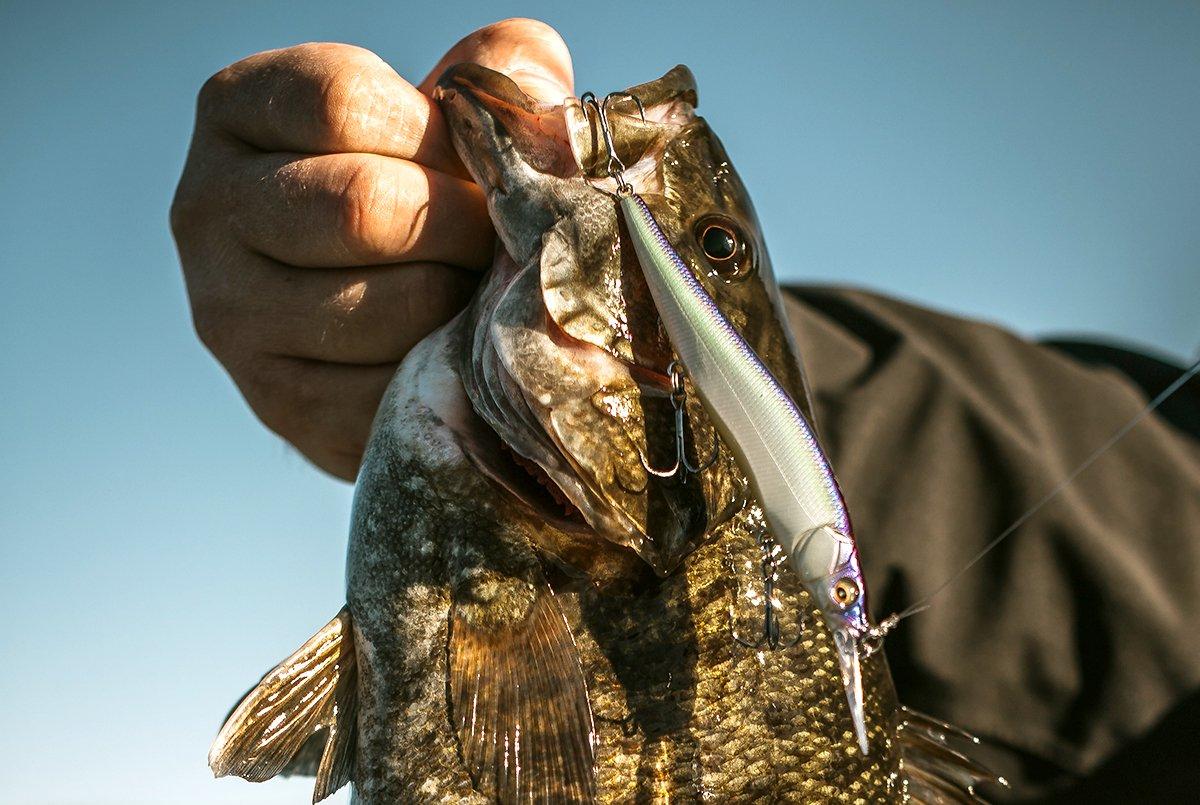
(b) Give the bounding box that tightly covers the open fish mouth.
[457,247,720,575]
[456,259,599,537]
[437,63,750,575]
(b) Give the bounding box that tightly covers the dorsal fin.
[209,607,357,803]
[449,589,596,803]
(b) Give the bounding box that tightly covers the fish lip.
[435,62,577,191]
[435,62,537,112]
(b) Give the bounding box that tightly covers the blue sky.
[1,2,1197,803]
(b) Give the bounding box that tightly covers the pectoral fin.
[209,607,357,803]
[449,590,595,803]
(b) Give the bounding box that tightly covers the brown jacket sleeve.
[782,285,1200,791]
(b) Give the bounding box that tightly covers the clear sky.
[1,2,1197,803]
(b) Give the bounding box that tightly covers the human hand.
[171,19,574,479]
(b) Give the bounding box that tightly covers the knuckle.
[491,17,563,41]
[184,272,253,360]
[189,296,236,356]
[335,160,401,261]
[241,360,321,441]
[294,40,377,64]
[170,128,231,240]
[314,48,383,130]
[477,17,567,53]
[196,62,242,118]
[169,167,212,237]
[196,71,224,110]
[168,187,196,237]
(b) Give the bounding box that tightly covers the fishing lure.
[581,93,875,754]
[620,189,872,754]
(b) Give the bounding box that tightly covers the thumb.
[418,17,574,104]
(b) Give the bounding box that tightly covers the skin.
[170,19,575,480]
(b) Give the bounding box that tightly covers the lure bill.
[618,190,873,754]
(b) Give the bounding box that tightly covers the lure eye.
[832,578,860,609]
[693,215,754,280]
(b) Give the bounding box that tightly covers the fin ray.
[897,706,1006,804]
[209,607,357,803]
[450,590,595,803]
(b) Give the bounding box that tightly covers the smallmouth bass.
[209,63,997,803]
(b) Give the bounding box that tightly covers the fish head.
[436,64,813,578]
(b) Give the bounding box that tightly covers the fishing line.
[883,352,1200,630]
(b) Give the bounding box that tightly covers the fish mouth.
[434,61,682,374]
[465,418,592,537]
[438,63,742,575]
[434,65,578,181]
[452,273,591,537]
[456,250,728,577]
[457,400,648,582]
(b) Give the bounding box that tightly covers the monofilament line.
[893,353,1200,623]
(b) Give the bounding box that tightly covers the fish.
[208,63,1000,803]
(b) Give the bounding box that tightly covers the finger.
[231,151,493,269]
[241,356,398,481]
[418,18,574,104]
[192,252,480,366]
[199,42,465,177]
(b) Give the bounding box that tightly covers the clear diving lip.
[833,624,869,755]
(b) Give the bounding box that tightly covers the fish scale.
[551,508,902,802]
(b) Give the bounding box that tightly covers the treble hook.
[579,91,646,193]
[639,361,720,484]
[732,524,802,651]
[860,613,899,658]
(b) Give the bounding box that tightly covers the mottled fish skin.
[345,298,905,803]
[340,63,906,801]
[347,323,547,803]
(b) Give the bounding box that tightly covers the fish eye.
[701,225,736,260]
[693,215,754,281]
[832,578,860,608]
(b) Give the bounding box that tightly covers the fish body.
[209,63,995,803]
